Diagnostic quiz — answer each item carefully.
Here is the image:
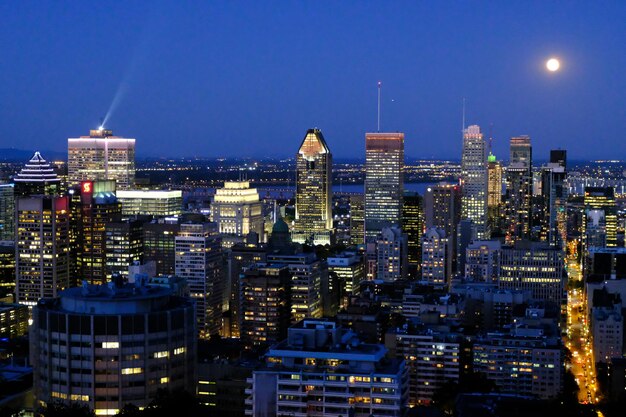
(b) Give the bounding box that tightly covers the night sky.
[1,1,625,160]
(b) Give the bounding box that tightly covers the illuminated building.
[13,152,62,197]
[266,252,324,322]
[385,328,462,406]
[349,194,365,246]
[473,327,562,399]
[328,252,364,308]
[0,244,15,298]
[143,218,180,276]
[583,187,617,251]
[240,263,291,349]
[105,217,145,280]
[374,226,408,282]
[31,281,196,415]
[464,240,501,283]
[77,181,122,285]
[592,303,623,364]
[245,320,409,417]
[68,129,135,189]
[15,195,70,306]
[424,184,461,273]
[0,303,29,338]
[421,228,451,288]
[505,136,533,242]
[539,150,567,246]
[402,191,423,278]
[0,184,14,242]
[365,132,404,239]
[211,181,264,247]
[229,240,267,338]
[487,152,503,234]
[116,190,182,216]
[498,241,565,304]
[460,125,488,239]
[292,129,333,246]
[175,222,224,337]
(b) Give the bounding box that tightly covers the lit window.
[101,342,119,349]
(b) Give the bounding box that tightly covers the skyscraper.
[505,136,533,242]
[68,128,136,189]
[349,194,365,246]
[292,128,333,246]
[13,151,61,197]
[460,125,488,239]
[424,184,461,273]
[365,132,404,239]
[175,222,224,337]
[375,226,408,282]
[15,195,70,306]
[583,187,617,251]
[402,192,423,278]
[0,184,15,242]
[487,152,503,234]
[211,180,265,247]
[540,150,567,246]
[421,227,451,288]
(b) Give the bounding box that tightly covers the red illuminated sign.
[82,181,93,195]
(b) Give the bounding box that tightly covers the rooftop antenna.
[377,81,382,132]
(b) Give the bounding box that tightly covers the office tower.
[487,152,503,234]
[240,263,291,349]
[540,150,567,246]
[292,128,333,246]
[143,218,180,276]
[421,228,451,288]
[456,219,474,275]
[349,194,365,245]
[0,303,29,338]
[498,241,565,303]
[385,328,462,406]
[175,222,224,337]
[31,281,196,415]
[583,187,617,251]
[364,132,404,239]
[424,184,462,273]
[245,320,409,417]
[473,327,562,399]
[266,252,324,322]
[505,136,533,242]
[13,152,62,197]
[0,244,15,298]
[105,217,145,280]
[15,195,70,306]
[116,190,183,216]
[211,180,265,247]
[77,181,122,285]
[402,191,424,278]
[464,240,501,283]
[0,184,15,241]
[68,128,135,189]
[327,252,364,309]
[460,125,488,239]
[375,226,408,282]
[229,240,267,338]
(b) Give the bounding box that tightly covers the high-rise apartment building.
[0,184,15,241]
[464,240,501,283]
[487,153,503,234]
[245,320,409,417]
[105,217,145,280]
[402,191,424,278]
[13,152,62,197]
[424,184,462,273]
[375,226,408,282]
[68,128,135,189]
[539,150,567,246]
[292,128,333,246]
[175,222,224,337]
[327,251,364,308]
[31,282,196,416]
[143,218,180,276]
[505,136,533,242]
[349,194,365,246]
[421,228,451,288]
[460,125,488,239]
[365,132,404,239]
[211,181,264,247]
[116,190,182,216]
[15,195,70,306]
[240,263,291,349]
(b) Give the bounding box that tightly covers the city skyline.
[1,2,626,160]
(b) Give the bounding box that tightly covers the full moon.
[546,58,560,72]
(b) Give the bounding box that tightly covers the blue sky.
[1,1,625,160]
